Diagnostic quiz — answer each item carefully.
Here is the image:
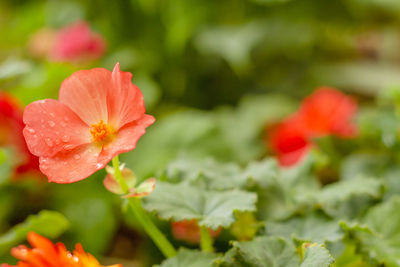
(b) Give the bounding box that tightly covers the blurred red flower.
[171,220,221,245]
[0,232,121,267]
[29,21,106,63]
[0,92,40,178]
[268,115,311,167]
[23,63,155,183]
[297,87,358,138]
[267,87,358,167]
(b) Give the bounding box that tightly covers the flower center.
[90,120,115,145]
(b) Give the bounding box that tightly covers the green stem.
[127,198,177,258]
[112,156,129,192]
[200,226,214,252]
[111,156,177,258]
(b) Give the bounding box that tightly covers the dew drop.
[48,121,55,127]
[96,163,103,169]
[49,112,55,117]
[64,116,70,122]
[55,139,60,145]
[45,138,53,147]
[74,154,81,160]
[63,144,74,150]
[62,135,70,142]
[27,128,35,134]
[33,135,38,139]
[61,122,67,127]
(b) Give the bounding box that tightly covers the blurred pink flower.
[28,21,106,63]
[50,21,106,63]
[23,63,154,183]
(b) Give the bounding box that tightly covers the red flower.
[171,220,221,245]
[49,21,106,63]
[23,63,155,183]
[0,92,40,177]
[296,87,358,138]
[267,87,358,167]
[268,115,311,167]
[1,232,121,267]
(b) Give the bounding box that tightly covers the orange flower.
[171,220,221,245]
[1,232,121,267]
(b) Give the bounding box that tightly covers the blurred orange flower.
[23,63,155,183]
[0,232,121,267]
[171,220,221,245]
[0,92,40,178]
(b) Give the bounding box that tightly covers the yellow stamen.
[90,120,115,145]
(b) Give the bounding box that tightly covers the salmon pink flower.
[50,21,106,63]
[296,87,358,138]
[103,166,156,198]
[0,92,40,177]
[23,63,155,183]
[1,232,121,267]
[171,220,221,245]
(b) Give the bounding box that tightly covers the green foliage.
[143,181,257,229]
[300,243,335,267]
[158,249,217,267]
[0,210,69,256]
[218,236,299,267]
[341,196,400,267]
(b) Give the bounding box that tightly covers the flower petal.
[99,114,155,163]
[298,87,358,137]
[39,144,102,183]
[59,68,111,125]
[108,63,146,129]
[23,99,91,158]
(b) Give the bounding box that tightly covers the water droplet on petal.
[28,128,35,134]
[61,122,67,127]
[33,135,38,138]
[64,116,70,122]
[63,144,74,150]
[55,139,60,145]
[62,135,70,142]
[74,154,81,160]
[96,163,103,169]
[41,165,48,170]
[48,121,55,127]
[45,138,53,147]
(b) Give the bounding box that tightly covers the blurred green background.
[2,0,400,265]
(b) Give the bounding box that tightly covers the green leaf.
[218,236,299,267]
[265,213,343,244]
[0,210,69,256]
[143,181,257,229]
[300,243,335,267]
[0,148,14,186]
[158,249,217,267]
[49,176,117,256]
[317,176,385,217]
[123,110,231,178]
[340,196,400,267]
[164,156,246,190]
